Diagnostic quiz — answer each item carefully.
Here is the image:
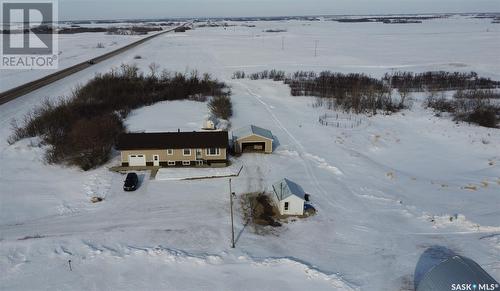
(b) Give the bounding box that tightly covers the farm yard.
[1,15,500,290]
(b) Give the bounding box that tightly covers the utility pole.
[314,40,319,57]
[229,179,235,248]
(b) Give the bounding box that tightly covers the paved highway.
[0,23,189,105]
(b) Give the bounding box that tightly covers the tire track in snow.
[235,81,407,260]
[236,81,395,254]
[236,81,385,220]
[236,81,338,208]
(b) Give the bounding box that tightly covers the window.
[182,161,191,166]
[167,149,174,155]
[167,161,176,166]
[183,149,191,156]
[284,202,289,211]
[206,148,220,156]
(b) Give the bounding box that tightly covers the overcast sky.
[58,0,500,20]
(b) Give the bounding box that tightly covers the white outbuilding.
[271,178,306,216]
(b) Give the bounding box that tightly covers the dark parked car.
[123,173,139,191]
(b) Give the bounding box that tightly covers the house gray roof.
[232,125,273,141]
[272,178,305,201]
[417,255,499,291]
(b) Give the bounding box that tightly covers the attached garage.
[128,154,146,166]
[232,125,274,154]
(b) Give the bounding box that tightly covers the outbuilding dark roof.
[417,255,499,291]
[116,131,229,150]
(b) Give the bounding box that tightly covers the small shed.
[232,125,273,154]
[271,178,306,216]
[417,255,499,291]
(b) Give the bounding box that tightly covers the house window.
[183,149,191,156]
[284,202,289,211]
[167,161,176,166]
[182,160,191,166]
[167,149,174,155]
[206,148,220,156]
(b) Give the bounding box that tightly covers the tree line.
[425,90,499,128]
[233,69,500,119]
[10,64,229,170]
[383,71,500,92]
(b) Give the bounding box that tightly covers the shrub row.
[425,90,499,128]
[383,71,500,92]
[234,70,500,116]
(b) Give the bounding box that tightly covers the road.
[0,23,190,105]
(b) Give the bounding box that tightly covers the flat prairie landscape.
[1,15,499,290]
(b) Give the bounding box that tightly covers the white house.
[271,178,306,216]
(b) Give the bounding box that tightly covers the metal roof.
[116,131,228,150]
[272,178,306,201]
[417,255,499,291]
[232,125,273,141]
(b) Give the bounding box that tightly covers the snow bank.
[0,242,358,291]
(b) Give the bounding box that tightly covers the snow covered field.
[1,16,500,290]
[0,32,149,92]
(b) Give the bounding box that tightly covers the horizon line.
[59,11,500,23]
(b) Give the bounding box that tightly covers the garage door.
[241,142,266,152]
[129,154,146,166]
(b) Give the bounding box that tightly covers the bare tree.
[148,63,160,78]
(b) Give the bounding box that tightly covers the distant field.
[1,15,499,291]
[0,33,148,92]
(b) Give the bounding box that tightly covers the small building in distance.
[116,130,228,167]
[232,125,273,154]
[271,178,306,216]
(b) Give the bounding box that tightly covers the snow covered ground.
[156,160,242,181]
[0,32,149,92]
[1,16,500,290]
